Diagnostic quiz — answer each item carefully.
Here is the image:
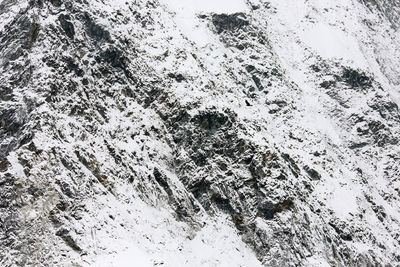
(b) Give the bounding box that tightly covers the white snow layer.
[160,0,248,14]
[67,0,400,265]
[301,23,368,68]
[159,0,249,47]
[4,0,400,265]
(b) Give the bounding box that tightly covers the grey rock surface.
[0,0,399,266]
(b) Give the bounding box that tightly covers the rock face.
[0,0,400,266]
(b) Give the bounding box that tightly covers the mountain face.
[0,0,399,266]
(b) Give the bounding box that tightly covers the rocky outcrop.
[0,0,399,266]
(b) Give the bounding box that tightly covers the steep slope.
[0,0,399,266]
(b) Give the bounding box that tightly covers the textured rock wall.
[0,0,400,266]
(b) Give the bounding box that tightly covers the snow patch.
[159,0,249,47]
[301,23,368,68]
[328,186,359,219]
[306,255,331,267]
[94,247,153,267]
[160,0,249,14]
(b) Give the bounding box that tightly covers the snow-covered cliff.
[0,0,399,266]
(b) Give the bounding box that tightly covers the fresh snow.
[301,23,368,68]
[160,0,248,14]
[159,0,249,47]
[1,0,400,265]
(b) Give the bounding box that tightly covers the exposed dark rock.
[252,75,264,90]
[55,229,82,252]
[81,78,89,85]
[249,160,266,179]
[59,182,74,198]
[58,14,75,39]
[168,73,185,82]
[211,193,235,213]
[270,68,281,77]
[342,68,372,89]
[360,0,400,28]
[320,80,336,89]
[258,201,276,219]
[104,141,122,164]
[0,160,10,172]
[153,167,174,198]
[191,110,233,132]
[274,199,294,213]
[96,48,134,80]
[191,151,207,166]
[27,185,42,197]
[75,151,101,179]
[311,64,321,72]
[329,222,353,241]
[258,199,294,220]
[188,178,211,199]
[349,142,369,149]
[282,153,300,178]
[267,99,288,114]
[313,151,321,157]
[303,165,321,180]
[245,65,255,73]
[49,0,62,7]
[198,14,208,20]
[82,12,112,42]
[29,0,44,8]
[369,100,400,120]
[341,233,353,241]
[26,22,39,49]
[1,0,399,266]
[0,108,26,136]
[212,13,249,34]
[64,57,84,76]
[98,48,125,68]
